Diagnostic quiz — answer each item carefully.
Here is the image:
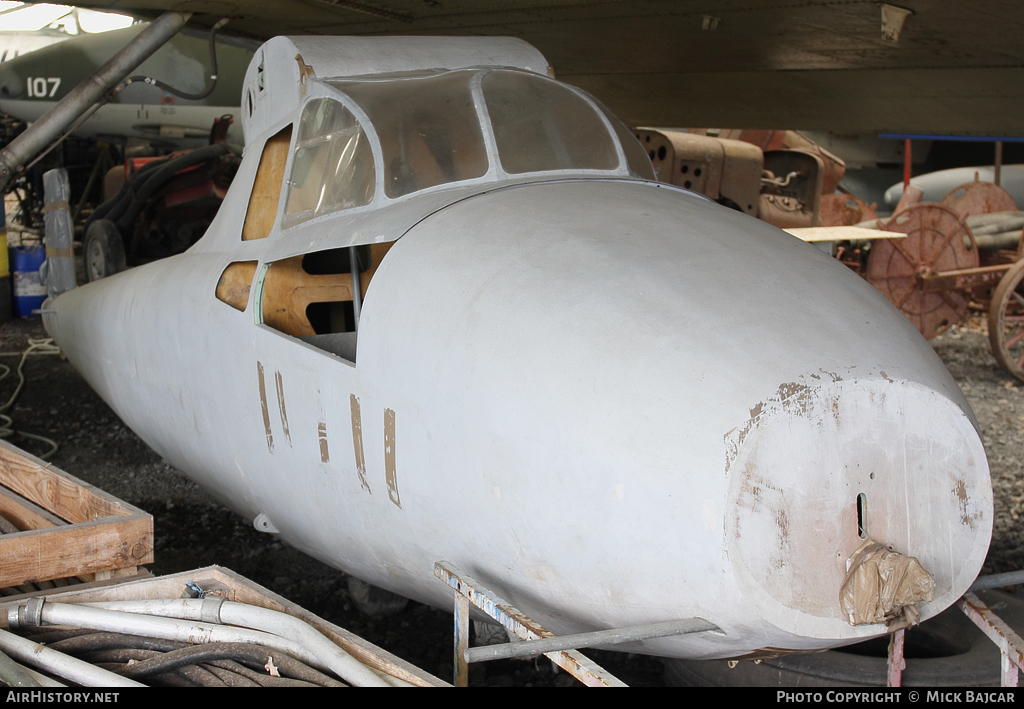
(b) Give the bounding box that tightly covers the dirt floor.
[0,310,1019,687]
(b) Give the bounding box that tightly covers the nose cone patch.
[725,375,991,640]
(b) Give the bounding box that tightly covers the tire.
[346,576,409,617]
[83,219,126,283]
[663,589,1024,687]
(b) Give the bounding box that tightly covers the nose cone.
[726,375,990,639]
[361,179,990,654]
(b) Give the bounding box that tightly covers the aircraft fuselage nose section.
[43,179,991,659]
[358,180,989,647]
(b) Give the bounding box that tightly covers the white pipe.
[80,598,391,687]
[0,629,143,688]
[31,603,322,669]
[23,666,66,688]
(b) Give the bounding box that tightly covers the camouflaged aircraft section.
[41,35,992,660]
[0,22,254,147]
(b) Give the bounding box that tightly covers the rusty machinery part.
[756,150,824,229]
[84,143,236,235]
[632,128,761,217]
[865,203,979,340]
[941,180,1018,221]
[210,114,234,146]
[82,142,240,272]
[691,129,847,194]
[819,193,879,227]
[987,258,1024,383]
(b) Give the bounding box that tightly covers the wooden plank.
[784,226,907,242]
[0,514,153,588]
[262,255,354,336]
[0,485,63,531]
[0,439,143,523]
[0,440,153,588]
[215,260,259,312]
[242,125,292,241]
[0,570,152,603]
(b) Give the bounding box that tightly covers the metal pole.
[0,11,192,192]
[464,617,720,663]
[887,628,905,687]
[971,569,1024,592]
[902,137,912,190]
[995,140,1004,186]
[350,246,362,330]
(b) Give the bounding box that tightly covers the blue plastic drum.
[10,245,46,318]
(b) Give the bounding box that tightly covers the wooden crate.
[0,565,449,687]
[0,439,153,589]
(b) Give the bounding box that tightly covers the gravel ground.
[0,309,1019,687]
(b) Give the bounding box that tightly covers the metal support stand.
[887,628,905,687]
[959,592,1024,687]
[886,591,1024,687]
[435,561,626,686]
[434,561,720,687]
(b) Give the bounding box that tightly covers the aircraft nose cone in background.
[356,179,990,656]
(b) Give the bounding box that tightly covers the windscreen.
[285,98,375,226]
[482,70,620,174]
[332,71,489,199]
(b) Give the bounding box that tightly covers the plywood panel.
[242,125,292,241]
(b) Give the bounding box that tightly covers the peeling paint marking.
[954,478,980,530]
[350,395,370,493]
[295,53,315,83]
[275,370,291,446]
[257,362,274,453]
[724,373,851,474]
[318,422,330,463]
[385,408,401,509]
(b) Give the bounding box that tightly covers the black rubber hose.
[84,157,167,232]
[200,662,262,688]
[122,19,230,102]
[205,662,324,688]
[102,642,343,686]
[21,628,99,644]
[113,143,229,231]
[48,631,187,655]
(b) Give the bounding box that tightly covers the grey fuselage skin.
[43,36,991,660]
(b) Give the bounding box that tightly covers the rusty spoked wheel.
[940,180,1018,220]
[988,258,1024,382]
[865,203,978,340]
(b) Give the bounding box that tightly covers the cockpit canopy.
[282,68,654,229]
